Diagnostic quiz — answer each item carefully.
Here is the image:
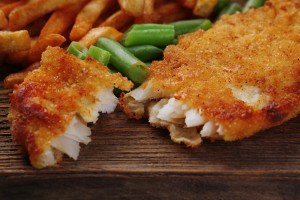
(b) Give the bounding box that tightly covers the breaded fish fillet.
[9,47,133,168]
[120,0,300,147]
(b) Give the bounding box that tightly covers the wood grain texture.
[0,0,299,199]
[0,87,299,199]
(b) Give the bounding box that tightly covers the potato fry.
[0,0,19,7]
[70,0,116,41]
[25,15,49,36]
[79,26,123,48]
[1,1,23,17]
[100,10,134,31]
[8,0,77,31]
[118,0,144,17]
[40,0,89,38]
[118,0,155,17]
[177,0,196,9]
[0,30,30,54]
[3,61,40,89]
[26,34,66,64]
[193,0,218,17]
[5,37,37,64]
[143,0,155,15]
[0,9,8,30]
[135,2,191,24]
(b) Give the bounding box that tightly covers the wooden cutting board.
[0,86,299,199]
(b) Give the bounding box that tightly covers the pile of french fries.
[0,0,218,88]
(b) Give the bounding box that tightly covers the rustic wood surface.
[0,0,299,199]
[0,86,299,199]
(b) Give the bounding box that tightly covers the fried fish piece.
[120,0,300,147]
[9,47,133,168]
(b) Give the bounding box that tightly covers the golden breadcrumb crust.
[122,0,300,141]
[8,47,133,167]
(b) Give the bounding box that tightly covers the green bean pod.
[96,37,148,84]
[213,0,231,15]
[67,41,88,60]
[171,19,212,37]
[87,46,111,66]
[217,3,242,19]
[243,0,266,12]
[123,24,175,48]
[127,45,163,62]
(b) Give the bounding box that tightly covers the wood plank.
[0,87,299,178]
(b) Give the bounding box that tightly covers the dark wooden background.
[0,0,299,199]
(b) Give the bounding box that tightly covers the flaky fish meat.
[8,47,133,168]
[120,0,300,147]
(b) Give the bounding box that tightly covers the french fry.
[135,2,191,23]
[5,37,37,64]
[6,34,65,65]
[79,26,123,48]
[0,9,8,30]
[0,30,30,54]
[177,0,196,9]
[40,0,89,38]
[6,49,28,64]
[118,0,145,17]
[1,1,23,17]
[26,34,66,64]
[118,0,155,18]
[3,61,40,89]
[100,10,134,31]
[8,0,77,31]
[143,0,155,15]
[193,0,218,17]
[70,0,116,41]
[25,15,49,36]
[0,0,19,7]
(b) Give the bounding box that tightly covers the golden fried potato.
[193,0,218,17]
[70,0,116,41]
[1,1,23,17]
[118,0,145,16]
[6,37,37,64]
[79,26,123,48]
[100,10,134,31]
[40,0,89,38]
[8,0,77,31]
[135,2,191,23]
[3,61,40,89]
[0,9,8,30]
[0,0,19,8]
[27,34,66,64]
[177,0,196,9]
[0,30,30,54]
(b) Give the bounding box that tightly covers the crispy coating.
[8,47,133,167]
[122,0,300,141]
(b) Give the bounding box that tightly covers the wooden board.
[0,87,299,199]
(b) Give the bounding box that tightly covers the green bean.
[213,0,231,15]
[87,46,111,66]
[130,24,174,31]
[67,41,88,60]
[123,24,175,48]
[173,38,178,45]
[243,0,265,12]
[127,45,163,62]
[171,19,212,37]
[96,37,148,84]
[217,3,242,19]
